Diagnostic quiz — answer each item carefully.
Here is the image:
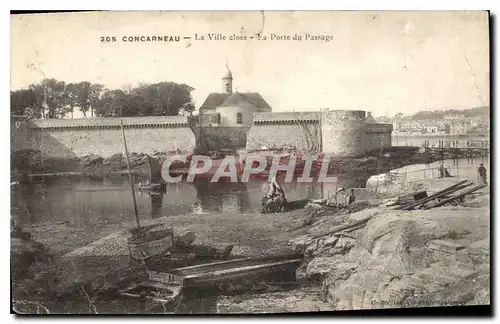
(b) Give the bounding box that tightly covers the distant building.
[425,126,438,134]
[450,120,468,135]
[444,114,465,120]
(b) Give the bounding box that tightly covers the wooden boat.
[127,224,174,261]
[164,254,303,288]
[118,270,183,312]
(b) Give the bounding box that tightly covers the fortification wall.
[246,112,321,151]
[12,116,196,158]
[194,126,250,151]
[11,111,392,159]
[11,117,35,152]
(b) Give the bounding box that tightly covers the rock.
[102,152,154,171]
[335,299,352,310]
[310,199,327,205]
[427,239,465,254]
[104,153,124,166]
[193,243,234,259]
[217,288,333,314]
[288,235,314,253]
[11,238,51,280]
[295,263,309,280]
[317,206,490,310]
[174,231,196,248]
[230,245,263,257]
[306,256,340,278]
[81,154,103,167]
[331,237,355,255]
[305,203,324,210]
[313,236,355,257]
[328,262,358,281]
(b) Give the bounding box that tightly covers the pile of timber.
[385,190,429,207]
[394,180,486,211]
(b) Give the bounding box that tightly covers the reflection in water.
[192,180,251,214]
[10,158,485,229]
[150,193,164,219]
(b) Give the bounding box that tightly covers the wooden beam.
[398,180,469,210]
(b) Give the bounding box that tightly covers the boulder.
[173,231,196,248]
[104,153,124,166]
[193,243,234,259]
[306,256,344,278]
[320,209,490,310]
[81,154,103,167]
[315,237,355,257]
[288,235,314,253]
[11,237,51,280]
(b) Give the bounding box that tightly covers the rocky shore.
[11,174,490,314]
[288,178,490,310]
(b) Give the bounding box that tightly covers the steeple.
[222,57,233,94]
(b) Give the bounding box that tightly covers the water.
[393,135,489,147]
[11,157,490,314]
[12,175,362,229]
[391,156,490,183]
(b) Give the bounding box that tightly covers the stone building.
[12,66,393,158]
[198,67,272,127]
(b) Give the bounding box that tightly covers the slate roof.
[200,92,272,112]
[200,93,231,110]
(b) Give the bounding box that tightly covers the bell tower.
[222,59,233,94]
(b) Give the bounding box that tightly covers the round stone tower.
[321,110,367,156]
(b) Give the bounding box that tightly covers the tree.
[94,90,127,117]
[121,95,151,117]
[28,79,69,119]
[10,89,39,117]
[179,103,196,116]
[65,83,80,119]
[131,82,195,116]
[89,83,105,117]
[75,82,91,117]
[12,79,195,119]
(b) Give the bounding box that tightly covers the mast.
[120,119,140,228]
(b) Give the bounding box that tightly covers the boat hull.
[165,254,303,288]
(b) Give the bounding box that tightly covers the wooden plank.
[311,216,372,240]
[399,180,470,210]
[182,259,302,279]
[422,185,486,210]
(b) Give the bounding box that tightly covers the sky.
[11,11,490,118]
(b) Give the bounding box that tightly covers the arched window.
[236,112,243,124]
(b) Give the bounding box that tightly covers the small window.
[217,113,221,124]
[236,112,243,124]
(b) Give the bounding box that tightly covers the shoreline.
[11,149,491,313]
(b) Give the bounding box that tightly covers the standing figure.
[347,188,356,205]
[478,163,487,186]
[439,164,446,178]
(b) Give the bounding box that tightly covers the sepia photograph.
[9,10,491,315]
